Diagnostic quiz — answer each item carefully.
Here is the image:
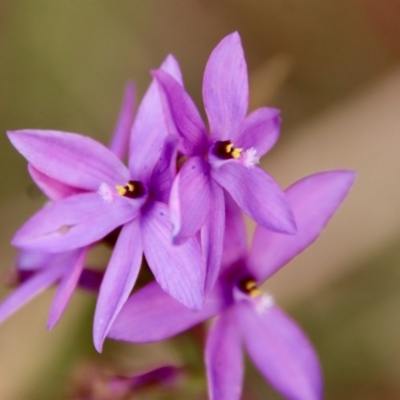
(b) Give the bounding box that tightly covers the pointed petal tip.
[226,31,241,42]
[164,53,178,65]
[315,169,357,194]
[6,129,21,138]
[46,319,56,330]
[215,31,243,54]
[7,129,33,142]
[6,130,21,147]
[282,212,298,235]
[11,232,24,249]
[95,342,104,354]
[93,329,105,353]
[341,169,357,183]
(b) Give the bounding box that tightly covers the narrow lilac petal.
[78,268,104,293]
[149,136,178,204]
[108,82,135,160]
[169,156,212,244]
[236,107,280,157]
[93,219,142,352]
[203,32,248,141]
[237,302,323,400]
[28,164,82,201]
[202,181,225,295]
[47,248,87,329]
[108,281,225,343]
[12,192,138,252]
[248,170,356,282]
[16,250,57,271]
[141,201,205,309]
[205,307,243,400]
[212,163,296,234]
[129,56,182,183]
[152,69,208,156]
[8,130,129,191]
[221,190,247,269]
[0,262,65,324]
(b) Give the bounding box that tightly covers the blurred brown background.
[1,1,400,399]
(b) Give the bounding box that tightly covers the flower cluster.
[0,32,355,400]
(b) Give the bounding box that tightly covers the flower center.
[115,180,145,199]
[214,140,242,159]
[237,276,261,298]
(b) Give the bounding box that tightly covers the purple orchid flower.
[7,56,205,352]
[107,170,356,400]
[152,32,296,294]
[71,364,181,400]
[0,83,134,328]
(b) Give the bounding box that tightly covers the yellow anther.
[237,276,262,298]
[126,182,135,192]
[249,287,262,297]
[226,142,234,153]
[244,280,261,297]
[231,147,242,159]
[116,185,127,196]
[245,281,257,291]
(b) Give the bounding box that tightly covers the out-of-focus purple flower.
[108,170,356,400]
[70,363,181,400]
[153,32,296,293]
[7,56,205,352]
[0,83,134,328]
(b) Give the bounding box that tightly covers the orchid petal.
[237,302,323,400]
[0,262,65,324]
[12,192,138,253]
[47,248,88,329]
[108,281,225,343]
[129,56,183,183]
[108,82,135,160]
[93,219,142,352]
[169,156,212,244]
[221,190,247,268]
[236,107,280,158]
[149,135,178,204]
[159,53,183,85]
[202,181,224,295]
[203,32,248,141]
[248,170,356,281]
[152,69,208,156]
[141,201,205,309]
[205,307,243,400]
[16,250,57,271]
[7,130,129,190]
[212,163,296,234]
[28,164,82,201]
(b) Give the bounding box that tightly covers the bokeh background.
[1,1,400,399]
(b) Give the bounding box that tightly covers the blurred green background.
[1,1,400,399]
